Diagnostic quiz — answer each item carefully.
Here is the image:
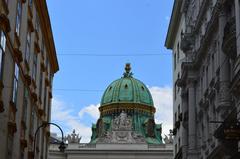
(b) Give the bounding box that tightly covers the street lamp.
[33,122,66,158]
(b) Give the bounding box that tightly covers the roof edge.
[35,0,59,73]
[164,0,183,50]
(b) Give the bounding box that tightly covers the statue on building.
[65,129,81,144]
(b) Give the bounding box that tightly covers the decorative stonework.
[96,111,146,144]
[65,129,81,144]
[14,48,23,63]
[0,14,10,33]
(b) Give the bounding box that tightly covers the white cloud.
[78,104,100,120]
[149,86,173,136]
[51,98,92,143]
[51,86,173,143]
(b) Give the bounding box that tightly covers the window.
[206,66,209,86]
[35,15,40,33]
[43,87,47,112]
[28,0,33,9]
[46,57,49,75]
[32,53,37,81]
[177,43,180,62]
[7,135,13,159]
[20,151,24,159]
[0,30,6,80]
[40,129,44,159]
[174,112,177,123]
[174,84,177,100]
[178,138,181,147]
[36,118,40,154]
[178,105,180,117]
[174,53,176,70]
[25,30,31,63]
[211,54,215,75]
[47,98,51,121]
[12,64,19,104]
[29,107,36,137]
[22,88,28,123]
[41,38,45,54]
[175,144,177,155]
[39,72,43,100]
[15,0,22,36]
[45,137,48,159]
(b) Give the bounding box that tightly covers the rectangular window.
[0,30,6,80]
[32,53,37,81]
[46,57,49,73]
[29,107,35,137]
[45,139,48,159]
[12,64,19,104]
[7,135,13,159]
[174,112,177,123]
[178,105,180,117]
[47,98,51,121]
[15,0,22,36]
[174,84,177,100]
[22,88,28,123]
[25,31,31,63]
[28,0,33,9]
[41,38,45,54]
[175,144,177,155]
[20,151,24,159]
[43,87,47,112]
[36,118,40,151]
[35,15,40,33]
[174,53,176,70]
[211,54,215,75]
[41,129,44,158]
[177,43,180,62]
[206,66,209,86]
[39,72,43,100]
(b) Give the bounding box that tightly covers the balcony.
[222,17,237,59]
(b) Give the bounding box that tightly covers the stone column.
[235,0,240,56]
[234,0,240,76]
[181,89,188,159]
[187,79,198,159]
[218,8,231,117]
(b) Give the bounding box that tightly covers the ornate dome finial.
[123,63,133,77]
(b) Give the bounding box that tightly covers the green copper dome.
[91,64,162,144]
[100,64,153,107]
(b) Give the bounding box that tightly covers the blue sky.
[47,0,174,142]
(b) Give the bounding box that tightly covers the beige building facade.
[166,0,240,158]
[0,0,58,159]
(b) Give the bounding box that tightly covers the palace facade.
[48,64,173,159]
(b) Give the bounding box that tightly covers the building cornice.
[165,0,183,49]
[34,0,59,73]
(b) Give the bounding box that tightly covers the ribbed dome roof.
[100,64,154,107]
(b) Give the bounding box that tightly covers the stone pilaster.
[187,79,198,159]
[181,89,188,159]
[235,0,240,57]
[218,8,232,117]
